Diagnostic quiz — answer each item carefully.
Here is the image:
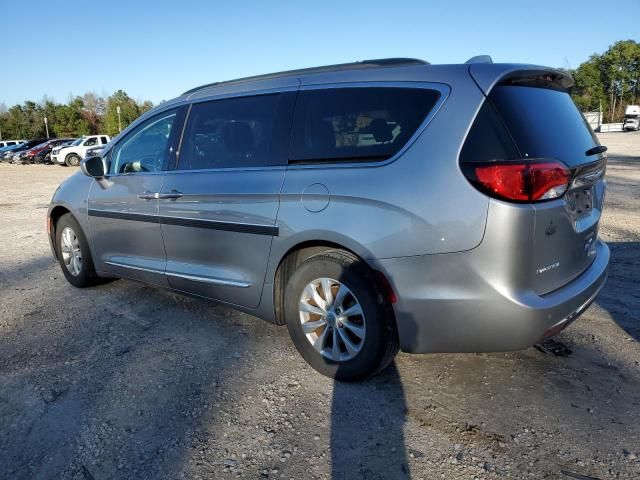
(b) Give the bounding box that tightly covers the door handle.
[138,191,183,200]
[156,190,183,200]
[138,191,157,200]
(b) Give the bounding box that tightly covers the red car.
[24,138,76,164]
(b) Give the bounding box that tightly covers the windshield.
[71,138,83,146]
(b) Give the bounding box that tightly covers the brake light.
[465,161,571,202]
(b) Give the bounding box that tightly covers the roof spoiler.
[468,64,574,95]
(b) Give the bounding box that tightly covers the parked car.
[24,138,76,164]
[1,139,47,162]
[11,150,31,164]
[0,140,24,149]
[0,144,19,154]
[48,57,609,380]
[51,135,111,166]
[0,143,26,160]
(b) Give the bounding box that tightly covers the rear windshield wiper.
[585,145,607,156]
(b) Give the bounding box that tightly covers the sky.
[1,0,638,107]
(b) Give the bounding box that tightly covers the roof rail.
[465,55,493,64]
[182,58,428,96]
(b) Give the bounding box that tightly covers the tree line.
[570,40,639,122]
[1,39,638,140]
[0,90,154,140]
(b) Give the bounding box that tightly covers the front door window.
[110,112,176,174]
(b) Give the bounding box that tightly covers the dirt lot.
[0,132,639,480]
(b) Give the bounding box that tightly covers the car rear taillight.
[463,161,571,202]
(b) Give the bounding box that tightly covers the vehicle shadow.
[328,258,411,479]
[595,240,640,341]
[331,363,410,480]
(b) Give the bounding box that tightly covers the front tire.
[55,213,101,288]
[284,249,399,381]
[65,154,81,167]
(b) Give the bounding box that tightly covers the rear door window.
[177,93,294,170]
[290,87,440,163]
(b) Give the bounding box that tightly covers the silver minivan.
[48,58,609,380]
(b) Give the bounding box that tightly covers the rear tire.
[55,213,101,288]
[284,249,399,381]
[65,154,81,167]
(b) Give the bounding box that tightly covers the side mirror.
[81,156,107,178]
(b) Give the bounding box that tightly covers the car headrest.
[370,118,393,143]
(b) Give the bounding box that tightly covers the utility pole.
[619,80,625,120]
[598,100,603,131]
[44,116,50,138]
[116,105,122,132]
[610,79,615,122]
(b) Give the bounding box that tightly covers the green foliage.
[104,90,141,136]
[0,91,153,140]
[139,100,154,115]
[54,104,90,137]
[571,40,640,122]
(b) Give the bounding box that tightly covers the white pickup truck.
[623,105,640,131]
[52,135,111,166]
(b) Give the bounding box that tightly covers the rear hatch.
[464,69,606,295]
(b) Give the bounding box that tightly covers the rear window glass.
[488,86,599,167]
[459,100,520,164]
[290,87,440,163]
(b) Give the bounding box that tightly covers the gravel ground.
[0,132,639,480]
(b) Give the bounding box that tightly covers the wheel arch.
[48,205,88,260]
[271,239,397,327]
[48,205,72,259]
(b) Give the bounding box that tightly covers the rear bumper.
[377,240,609,353]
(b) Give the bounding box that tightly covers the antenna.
[465,55,493,64]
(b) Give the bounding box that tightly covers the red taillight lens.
[468,161,571,202]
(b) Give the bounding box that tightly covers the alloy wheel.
[61,226,82,276]
[298,277,366,361]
